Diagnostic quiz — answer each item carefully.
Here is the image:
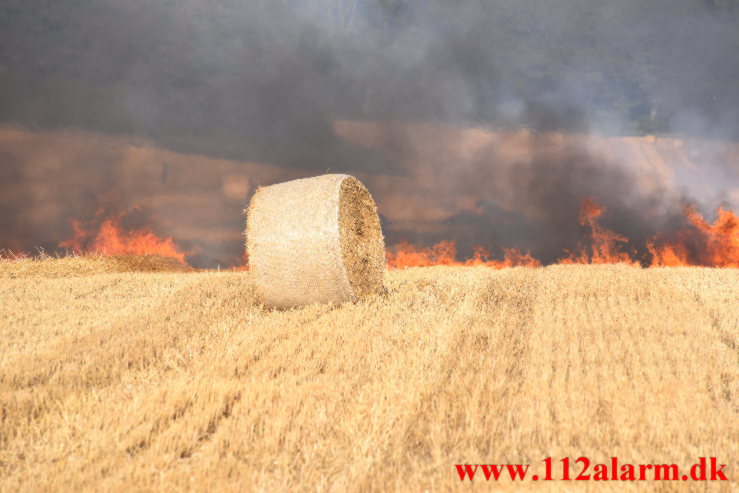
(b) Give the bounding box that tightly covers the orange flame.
[386,240,540,269]
[386,240,459,268]
[387,199,737,269]
[59,212,187,263]
[648,206,738,267]
[54,199,736,270]
[464,246,541,268]
[558,198,638,265]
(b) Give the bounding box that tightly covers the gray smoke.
[1,1,738,265]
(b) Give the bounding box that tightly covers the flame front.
[648,206,738,267]
[53,199,737,270]
[388,199,738,269]
[386,240,458,268]
[59,212,187,263]
[558,198,638,265]
[386,240,540,269]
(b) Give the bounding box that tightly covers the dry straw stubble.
[1,264,737,492]
[246,174,385,308]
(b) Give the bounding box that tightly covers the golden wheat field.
[0,256,737,492]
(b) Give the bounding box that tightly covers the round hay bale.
[246,174,385,308]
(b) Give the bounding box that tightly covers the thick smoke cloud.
[2,1,738,156]
[338,123,713,263]
[1,1,738,265]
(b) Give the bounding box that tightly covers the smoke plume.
[1,1,737,266]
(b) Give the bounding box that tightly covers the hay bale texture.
[246,174,385,308]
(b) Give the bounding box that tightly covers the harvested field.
[0,259,737,491]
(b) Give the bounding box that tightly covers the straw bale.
[246,174,385,308]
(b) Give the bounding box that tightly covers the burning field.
[2,131,737,489]
[1,163,738,489]
[0,2,737,269]
[1,1,739,491]
[2,125,738,270]
[1,71,738,493]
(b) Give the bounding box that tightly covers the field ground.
[0,259,737,491]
